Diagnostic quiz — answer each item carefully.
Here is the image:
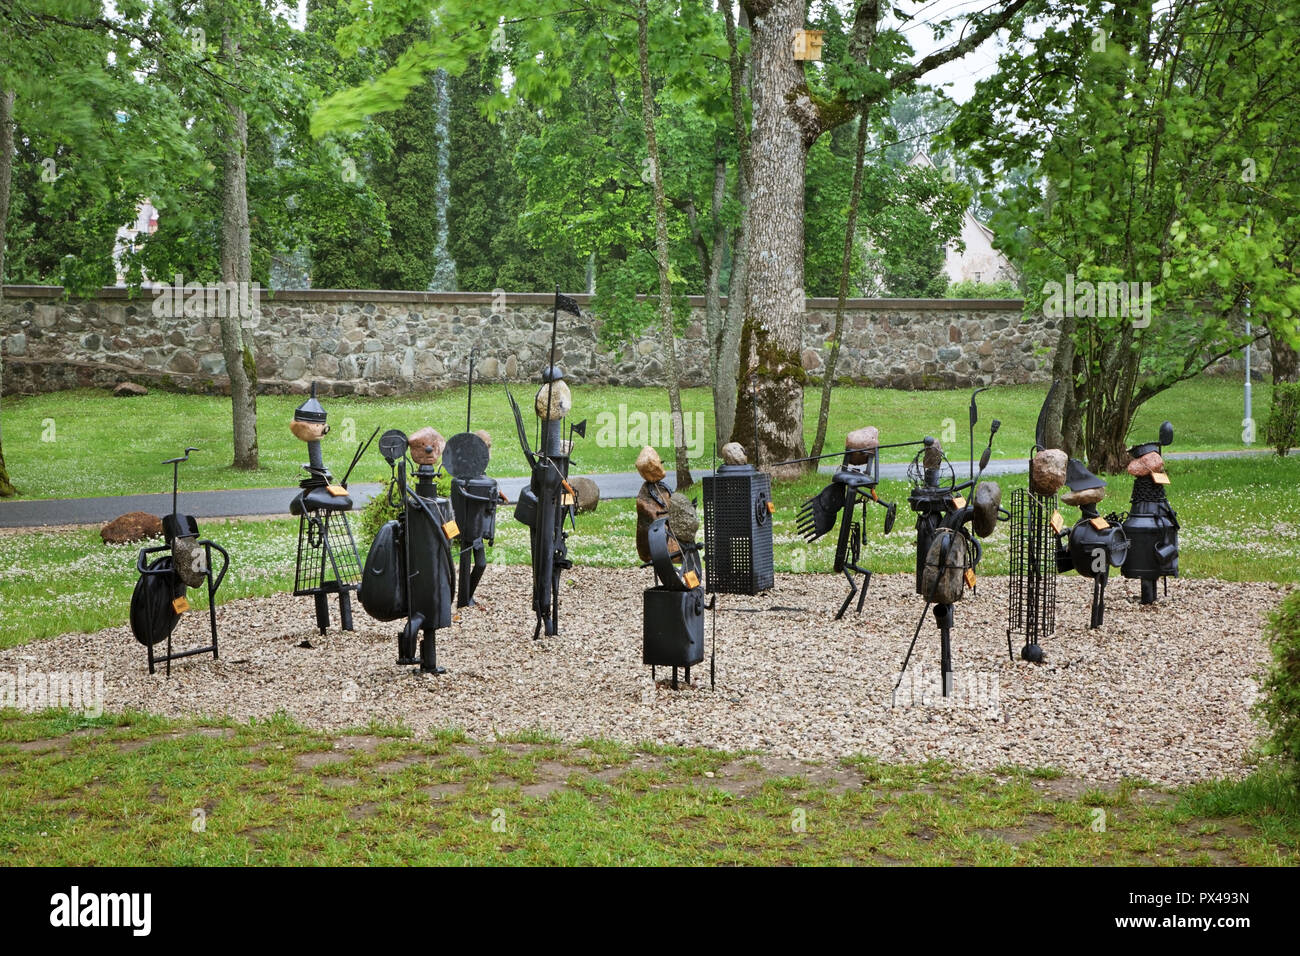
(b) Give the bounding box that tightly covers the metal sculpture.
[508,288,585,639]
[1121,421,1179,604]
[129,448,230,675]
[288,384,374,635]
[640,487,713,690]
[894,393,1003,698]
[445,353,504,608]
[358,427,457,673]
[702,442,775,596]
[793,428,898,618]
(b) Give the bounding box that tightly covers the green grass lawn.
[0,377,1271,499]
[2,454,1296,649]
[1,709,1295,865]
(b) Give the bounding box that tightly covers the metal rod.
[466,347,478,433]
[770,438,929,470]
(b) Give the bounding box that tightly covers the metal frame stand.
[1007,489,1057,662]
[137,540,229,676]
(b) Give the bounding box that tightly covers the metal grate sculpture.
[701,442,774,596]
[1006,488,1058,661]
[288,384,373,635]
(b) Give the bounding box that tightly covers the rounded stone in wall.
[800,348,822,371]
[479,356,500,378]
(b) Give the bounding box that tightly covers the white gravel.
[2,569,1286,785]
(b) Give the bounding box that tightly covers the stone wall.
[0,286,1068,397]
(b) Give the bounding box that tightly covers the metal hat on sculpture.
[1120,421,1179,604]
[288,382,371,638]
[507,286,584,639]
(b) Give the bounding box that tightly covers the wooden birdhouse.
[792,29,825,61]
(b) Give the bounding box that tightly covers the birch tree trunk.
[635,0,692,489]
[0,88,16,496]
[220,28,259,470]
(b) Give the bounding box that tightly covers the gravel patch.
[1,570,1285,785]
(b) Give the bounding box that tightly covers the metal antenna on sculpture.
[466,347,478,433]
[969,387,989,481]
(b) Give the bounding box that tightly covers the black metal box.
[643,588,705,667]
[702,465,774,595]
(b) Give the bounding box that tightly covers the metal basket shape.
[293,511,362,599]
[1006,488,1058,657]
[703,466,774,595]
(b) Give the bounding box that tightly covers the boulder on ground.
[1030,449,1068,496]
[113,382,148,397]
[101,511,163,544]
[569,476,600,513]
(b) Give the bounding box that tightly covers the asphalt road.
[0,449,1273,529]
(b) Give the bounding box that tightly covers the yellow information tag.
[443,520,460,539]
[1050,511,1064,534]
[964,568,977,589]
[172,597,190,614]
[1152,471,1171,485]
[327,484,348,497]
[1090,516,1110,530]
[684,570,700,589]
[562,493,575,506]
[766,501,776,513]
[951,496,966,510]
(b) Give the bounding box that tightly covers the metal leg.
[935,603,954,698]
[338,590,354,632]
[420,628,446,674]
[1141,577,1157,605]
[1091,575,1106,628]
[856,569,872,614]
[314,592,330,634]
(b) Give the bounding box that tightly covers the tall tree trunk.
[1270,328,1299,384]
[810,106,869,459]
[736,0,817,477]
[0,88,16,496]
[635,0,692,489]
[220,29,259,470]
[714,0,751,450]
[1044,310,1077,453]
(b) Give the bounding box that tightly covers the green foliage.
[946,279,1019,299]
[1258,591,1300,791]
[1266,383,1300,457]
[356,478,400,545]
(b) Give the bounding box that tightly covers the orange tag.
[327,484,348,497]
[172,597,190,614]
[1152,472,1170,485]
[684,570,700,589]
[1050,511,1064,534]
[964,568,977,589]
[766,501,776,513]
[951,496,966,510]
[562,493,574,506]
[443,520,460,538]
[1090,516,1110,530]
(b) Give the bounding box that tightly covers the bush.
[1257,589,1300,790]
[354,472,452,548]
[945,279,1020,299]
[1265,382,1300,456]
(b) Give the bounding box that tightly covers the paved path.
[0,448,1278,529]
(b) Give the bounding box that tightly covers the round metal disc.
[379,429,408,463]
[442,432,490,479]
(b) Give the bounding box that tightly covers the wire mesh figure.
[1006,488,1058,661]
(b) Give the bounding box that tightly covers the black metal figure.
[795,429,899,619]
[1121,421,1179,604]
[130,448,229,675]
[445,432,501,608]
[508,288,585,639]
[358,428,457,673]
[894,399,1004,699]
[288,384,374,635]
[641,507,714,690]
